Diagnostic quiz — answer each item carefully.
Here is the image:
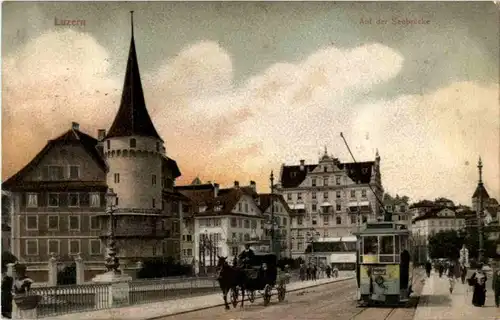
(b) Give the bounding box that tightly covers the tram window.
[380,236,394,254]
[363,236,378,254]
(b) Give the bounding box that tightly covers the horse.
[216,256,247,310]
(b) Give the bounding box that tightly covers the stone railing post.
[48,253,58,286]
[6,262,16,278]
[74,253,85,285]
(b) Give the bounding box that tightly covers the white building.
[257,194,292,258]
[276,149,383,259]
[412,207,466,262]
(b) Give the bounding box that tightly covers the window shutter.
[80,193,90,207]
[59,193,68,207]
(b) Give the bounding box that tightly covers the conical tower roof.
[106,12,162,141]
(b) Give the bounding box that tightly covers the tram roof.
[352,222,410,236]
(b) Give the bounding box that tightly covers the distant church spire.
[106,12,162,141]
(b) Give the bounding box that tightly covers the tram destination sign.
[372,267,386,276]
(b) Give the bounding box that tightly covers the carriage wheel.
[248,290,256,303]
[277,284,286,302]
[231,287,239,308]
[263,284,272,306]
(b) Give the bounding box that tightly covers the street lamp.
[270,171,275,256]
[307,228,319,265]
[477,157,485,264]
[105,188,120,273]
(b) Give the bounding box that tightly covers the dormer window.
[130,138,136,148]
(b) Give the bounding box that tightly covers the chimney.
[214,183,220,197]
[97,129,106,141]
[249,181,256,192]
[72,122,80,131]
[300,160,305,171]
[234,181,240,188]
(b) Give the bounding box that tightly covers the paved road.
[158,271,425,320]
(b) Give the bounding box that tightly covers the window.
[350,190,356,198]
[26,216,38,230]
[90,216,100,230]
[311,178,316,187]
[336,176,341,185]
[251,220,257,229]
[69,240,81,255]
[324,166,328,172]
[323,216,329,225]
[336,216,342,225]
[312,192,316,200]
[114,173,120,183]
[90,193,100,207]
[231,218,237,228]
[336,204,341,211]
[27,193,38,208]
[283,218,287,225]
[244,220,250,228]
[323,192,329,199]
[350,215,356,224]
[244,203,248,212]
[312,204,317,212]
[115,197,119,206]
[312,217,317,225]
[25,240,38,256]
[68,193,79,207]
[380,236,394,254]
[48,240,60,255]
[48,165,64,180]
[152,175,157,185]
[363,236,378,254]
[298,217,303,225]
[361,189,367,198]
[323,177,328,186]
[69,166,80,179]
[48,193,59,207]
[48,216,59,230]
[238,219,243,228]
[238,203,242,211]
[287,193,292,200]
[152,198,156,208]
[298,242,303,251]
[69,216,80,231]
[107,140,110,149]
[90,240,102,255]
[362,215,368,223]
[297,193,302,200]
[130,138,136,148]
[232,247,239,256]
[336,191,341,198]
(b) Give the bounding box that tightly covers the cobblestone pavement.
[157,271,425,320]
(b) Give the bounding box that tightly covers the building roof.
[412,207,465,222]
[280,161,374,188]
[106,17,162,141]
[197,187,260,217]
[257,193,291,213]
[2,128,106,189]
[472,183,490,199]
[162,156,181,179]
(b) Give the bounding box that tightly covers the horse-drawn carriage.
[230,252,290,306]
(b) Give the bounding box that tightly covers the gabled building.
[276,148,383,258]
[2,14,185,281]
[383,194,410,227]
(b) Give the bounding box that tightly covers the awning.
[348,201,370,207]
[320,202,332,207]
[290,203,305,210]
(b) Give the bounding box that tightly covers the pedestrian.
[447,261,456,294]
[438,263,444,278]
[325,265,332,278]
[425,260,432,278]
[468,264,487,307]
[493,262,500,308]
[1,263,13,319]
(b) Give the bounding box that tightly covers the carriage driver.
[238,244,255,268]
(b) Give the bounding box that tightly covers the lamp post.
[307,228,319,265]
[270,171,275,256]
[105,188,120,274]
[477,157,485,264]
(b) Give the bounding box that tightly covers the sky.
[2,1,499,206]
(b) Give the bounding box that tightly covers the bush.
[137,257,193,279]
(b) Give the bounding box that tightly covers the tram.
[353,221,414,306]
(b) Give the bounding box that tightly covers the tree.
[427,230,463,260]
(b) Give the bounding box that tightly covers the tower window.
[152,174,157,185]
[114,173,120,183]
[130,138,136,148]
[152,198,156,208]
[115,197,119,206]
[107,140,110,149]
